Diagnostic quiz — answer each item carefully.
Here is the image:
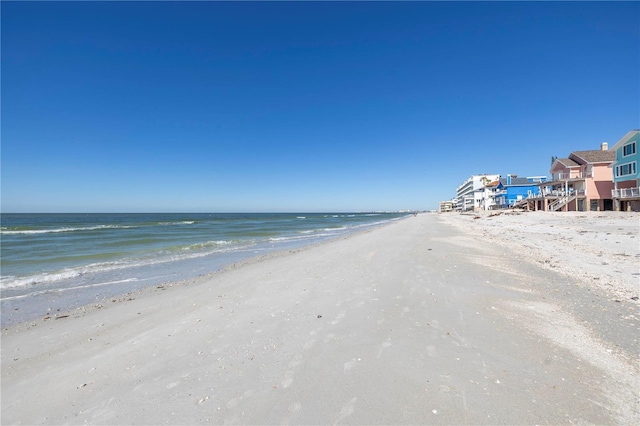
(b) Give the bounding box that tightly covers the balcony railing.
[551,172,592,181]
[530,189,585,199]
[612,187,640,199]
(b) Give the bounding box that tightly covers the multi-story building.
[438,199,455,212]
[456,174,500,211]
[494,175,547,209]
[478,178,501,211]
[530,143,615,211]
[611,130,640,211]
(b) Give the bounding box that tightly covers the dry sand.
[438,210,639,302]
[2,212,639,425]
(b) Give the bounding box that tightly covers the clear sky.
[2,1,638,213]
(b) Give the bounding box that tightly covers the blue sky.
[2,1,638,212]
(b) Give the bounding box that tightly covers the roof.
[499,177,540,186]
[569,150,616,164]
[611,130,640,151]
[555,158,580,168]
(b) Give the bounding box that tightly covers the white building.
[438,198,457,212]
[456,174,500,211]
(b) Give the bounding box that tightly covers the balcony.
[551,171,592,181]
[612,187,640,199]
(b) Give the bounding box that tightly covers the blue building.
[494,175,547,208]
[611,130,640,211]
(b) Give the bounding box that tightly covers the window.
[615,162,637,177]
[585,165,593,178]
[623,142,636,157]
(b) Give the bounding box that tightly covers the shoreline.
[2,213,638,424]
[1,215,409,328]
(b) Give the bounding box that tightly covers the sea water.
[0,212,407,326]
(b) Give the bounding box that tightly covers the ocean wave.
[0,240,258,291]
[323,226,347,231]
[0,269,83,289]
[268,232,337,243]
[0,224,135,235]
[0,278,141,301]
[350,219,395,229]
[179,240,238,251]
[1,219,200,236]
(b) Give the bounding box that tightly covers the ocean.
[0,212,408,326]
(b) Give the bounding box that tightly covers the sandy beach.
[2,212,638,425]
[438,210,640,302]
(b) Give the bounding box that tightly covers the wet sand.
[2,213,638,424]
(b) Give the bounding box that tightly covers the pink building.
[531,143,615,211]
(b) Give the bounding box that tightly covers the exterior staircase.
[512,197,534,210]
[549,194,577,211]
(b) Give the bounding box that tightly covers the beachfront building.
[478,178,501,210]
[611,130,640,211]
[529,143,615,211]
[494,175,547,209]
[456,174,500,211]
[438,199,456,212]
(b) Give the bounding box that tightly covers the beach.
[2,212,638,425]
[438,210,640,302]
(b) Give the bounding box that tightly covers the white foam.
[181,240,235,250]
[0,278,141,301]
[0,240,260,291]
[0,269,83,289]
[1,224,135,235]
[2,219,200,235]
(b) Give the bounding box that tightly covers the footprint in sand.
[343,358,357,374]
[226,390,254,409]
[281,402,302,425]
[426,345,437,357]
[331,311,346,325]
[377,338,392,358]
[289,402,301,414]
[334,397,357,425]
[281,370,295,388]
[323,333,336,343]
